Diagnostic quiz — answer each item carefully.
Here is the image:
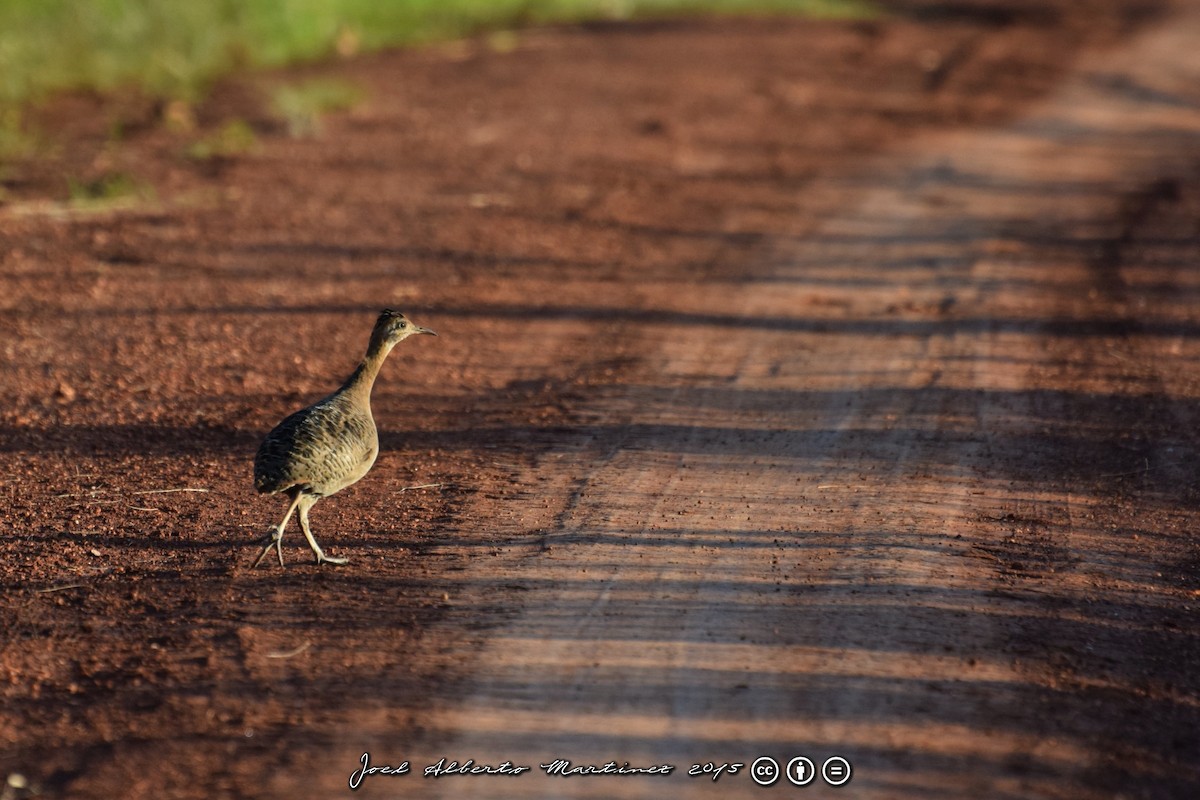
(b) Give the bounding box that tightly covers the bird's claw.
[251,528,284,569]
[314,551,349,566]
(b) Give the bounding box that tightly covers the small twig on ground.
[397,483,450,493]
[967,547,1004,563]
[34,568,114,594]
[266,642,312,659]
[1098,457,1179,478]
[34,583,87,594]
[54,486,211,500]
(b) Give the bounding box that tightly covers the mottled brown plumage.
[251,310,436,567]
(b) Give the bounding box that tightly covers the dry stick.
[34,583,87,594]
[54,487,211,499]
[34,568,114,594]
[1097,458,1180,478]
[53,489,109,498]
[397,483,449,493]
[266,642,312,659]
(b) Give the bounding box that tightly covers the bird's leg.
[298,495,348,566]
[251,492,303,568]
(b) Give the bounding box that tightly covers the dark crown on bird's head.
[371,308,436,343]
[375,308,411,330]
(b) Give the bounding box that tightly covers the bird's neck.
[340,341,393,401]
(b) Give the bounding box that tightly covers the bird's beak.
[415,326,438,337]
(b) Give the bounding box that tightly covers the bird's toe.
[250,528,285,569]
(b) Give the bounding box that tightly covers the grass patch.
[0,0,875,110]
[0,108,37,162]
[66,171,153,210]
[270,79,366,138]
[186,119,260,160]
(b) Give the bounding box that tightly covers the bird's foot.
[313,550,348,566]
[251,528,285,568]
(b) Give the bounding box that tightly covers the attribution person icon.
[786,756,816,786]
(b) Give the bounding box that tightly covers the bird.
[250,309,437,568]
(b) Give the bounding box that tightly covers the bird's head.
[373,309,437,349]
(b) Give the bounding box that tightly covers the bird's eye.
[398,321,407,329]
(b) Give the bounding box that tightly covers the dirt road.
[2,1,1198,798]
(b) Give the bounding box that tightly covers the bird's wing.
[254,400,377,495]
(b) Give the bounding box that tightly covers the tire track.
[388,5,1200,798]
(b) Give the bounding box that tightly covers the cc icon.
[750,756,780,787]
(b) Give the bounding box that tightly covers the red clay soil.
[2,1,1199,798]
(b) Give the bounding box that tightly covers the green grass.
[186,119,260,160]
[270,79,366,138]
[65,170,154,210]
[0,0,874,159]
[0,107,35,159]
[0,0,873,108]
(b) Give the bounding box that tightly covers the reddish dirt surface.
[2,1,1199,798]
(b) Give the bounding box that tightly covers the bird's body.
[254,386,379,499]
[251,309,436,567]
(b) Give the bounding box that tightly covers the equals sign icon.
[822,756,852,786]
